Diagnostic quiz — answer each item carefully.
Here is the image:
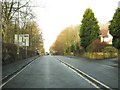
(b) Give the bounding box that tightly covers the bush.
[85,52,104,60]
[85,40,118,59]
[85,46,118,60]
[103,46,118,58]
[2,43,37,65]
[86,39,107,52]
[2,43,17,64]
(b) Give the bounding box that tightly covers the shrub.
[86,39,107,52]
[103,46,118,58]
[2,43,17,64]
[2,43,36,65]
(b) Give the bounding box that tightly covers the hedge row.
[2,43,37,65]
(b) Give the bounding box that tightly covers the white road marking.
[60,62,100,89]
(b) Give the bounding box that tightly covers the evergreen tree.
[109,8,120,63]
[79,8,100,50]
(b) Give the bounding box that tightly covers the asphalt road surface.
[56,56,118,88]
[2,55,118,89]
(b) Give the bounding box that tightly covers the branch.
[8,0,14,19]
[10,0,30,20]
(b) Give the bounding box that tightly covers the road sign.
[14,34,29,46]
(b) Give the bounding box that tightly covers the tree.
[50,25,80,55]
[70,44,76,52]
[2,1,45,63]
[79,8,100,50]
[21,21,45,54]
[2,0,32,43]
[109,8,120,63]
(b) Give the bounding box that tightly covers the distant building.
[100,25,113,44]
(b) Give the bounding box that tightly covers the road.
[56,56,118,88]
[2,55,118,89]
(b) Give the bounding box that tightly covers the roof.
[100,27,108,37]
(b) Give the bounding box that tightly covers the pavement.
[67,56,118,68]
[2,55,39,78]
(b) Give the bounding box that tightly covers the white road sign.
[14,34,29,46]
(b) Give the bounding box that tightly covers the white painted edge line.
[0,59,36,89]
[57,58,113,90]
[60,62,100,89]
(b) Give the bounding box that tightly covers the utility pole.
[25,6,27,58]
[17,2,20,59]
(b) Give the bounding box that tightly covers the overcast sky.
[31,0,119,52]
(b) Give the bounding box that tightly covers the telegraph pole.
[17,2,20,59]
[25,6,27,58]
